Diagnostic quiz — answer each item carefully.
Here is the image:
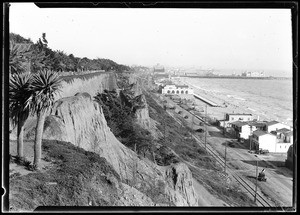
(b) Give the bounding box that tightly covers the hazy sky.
[9,3,293,76]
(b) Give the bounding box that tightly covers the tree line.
[9,32,131,74]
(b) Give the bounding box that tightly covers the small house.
[230,121,251,140]
[218,113,252,128]
[264,121,290,133]
[250,130,277,152]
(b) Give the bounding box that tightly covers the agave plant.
[9,72,33,158]
[31,70,62,169]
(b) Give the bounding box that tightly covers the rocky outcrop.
[134,94,151,128]
[164,163,198,206]
[38,92,198,206]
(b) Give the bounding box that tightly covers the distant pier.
[193,93,219,107]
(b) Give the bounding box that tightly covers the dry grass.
[9,140,120,212]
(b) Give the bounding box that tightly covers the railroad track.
[192,134,273,207]
[145,91,273,207]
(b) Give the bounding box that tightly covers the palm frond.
[31,70,62,114]
[9,72,33,126]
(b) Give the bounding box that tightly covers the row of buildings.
[241,71,265,77]
[161,84,194,95]
[218,113,293,153]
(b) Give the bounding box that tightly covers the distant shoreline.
[177,75,292,80]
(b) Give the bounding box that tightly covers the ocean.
[184,77,293,127]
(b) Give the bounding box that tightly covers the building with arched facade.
[161,84,193,95]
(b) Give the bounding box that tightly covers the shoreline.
[177,79,293,127]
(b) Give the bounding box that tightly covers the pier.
[193,93,219,107]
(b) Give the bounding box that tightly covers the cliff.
[40,92,198,206]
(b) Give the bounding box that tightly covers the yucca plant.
[9,41,30,74]
[9,72,33,158]
[31,70,62,169]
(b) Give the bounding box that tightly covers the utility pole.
[224,141,227,173]
[254,160,258,202]
[134,143,137,185]
[223,113,226,135]
[205,104,207,151]
[163,105,167,144]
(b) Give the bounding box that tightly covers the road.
[155,92,293,207]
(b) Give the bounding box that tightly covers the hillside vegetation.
[9,140,151,211]
[9,33,130,73]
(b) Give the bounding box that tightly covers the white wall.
[227,115,252,122]
[240,125,251,139]
[258,134,277,152]
[162,86,193,95]
[275,143,293,153]
[267,123,290,133]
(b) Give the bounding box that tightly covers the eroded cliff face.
[134,94,151,128]
[42,93,198,206]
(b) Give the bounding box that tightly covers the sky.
[9,3,293,76]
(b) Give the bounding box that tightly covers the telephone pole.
[204,104,207,151]
[224,142,227,173]
[254,160,258,202]
[163,105,167,143]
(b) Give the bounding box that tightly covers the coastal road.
[155,92,293,207]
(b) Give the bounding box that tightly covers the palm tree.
[9,41,32,74]
[9,72,33,158]
[31,70,62,169]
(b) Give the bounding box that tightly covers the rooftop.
[276,128,291,133]
[230,121,249,127]
[175,85,189,88]
[285,131,293,137]
[247,121,267,127]
[227,113,252,116]
[265,120,280,126]
[253,130,269,137]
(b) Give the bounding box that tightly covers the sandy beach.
[176,78,293,128]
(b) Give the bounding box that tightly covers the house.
[230,121,251,140]
[250,130,277,152]
[250,129,293,153]
[218,113,253,128]
[162,84,194,95]
[264,121,290,133]
[230,120,268,141]
[248,121,267,131]
[283,131,293,145]
[271,128,291,141]
[285,144,293,170]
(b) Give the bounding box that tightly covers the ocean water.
[185,78,293,127]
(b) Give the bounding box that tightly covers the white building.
[250,130,277,152]
[264,121,290,133]
[250,129,292,153]
[230,121,267,141]
[218,113,253,128]
[162,84,194,95]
